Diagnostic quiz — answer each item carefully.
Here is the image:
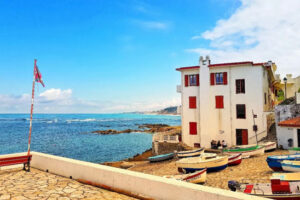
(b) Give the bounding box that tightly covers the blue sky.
[0,0,299,113]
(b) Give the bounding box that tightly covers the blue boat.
[148,153,174,162]
[266,154,300,171]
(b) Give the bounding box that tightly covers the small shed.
[277,117,300,149]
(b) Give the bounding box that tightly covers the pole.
[252,110,258,145]
[27,59,36,155]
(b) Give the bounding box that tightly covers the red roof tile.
[278,117,300,127]
[176,66,200,71]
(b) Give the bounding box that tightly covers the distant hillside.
[153,106,179,115]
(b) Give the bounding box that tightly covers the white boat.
[272,172,300,181]
[177,148,204,158]
[259,141,276,152]
[164,168,207,184]
[223,145,265,158]
[282,160,300,172]
[176,153,228,173]
[288,147,300,155]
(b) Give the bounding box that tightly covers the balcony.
[177,85,182,93]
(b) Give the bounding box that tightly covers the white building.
[277,117,300,149]
[176,56,277,148]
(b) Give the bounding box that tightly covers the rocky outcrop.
[92,124,180,135]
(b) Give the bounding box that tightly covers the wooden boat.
[228,179,300,199]
[259,141,277,152]
[267,155,300,171]
[228,154,242,166]
[164,169,207,184]
[282,161,300,172]
[223,145,265,158]
[177,148,204,158]
[272,172,300,181]
[148,153,174,162]
[176,153,228,173]
[289,147,300,155]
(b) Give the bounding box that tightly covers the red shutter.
[215,96,224,109]
[196,74,199,86]
[189,96,196,109]
[189,122,197,135]
[185,75,189,87]
[223,72,228,85]
[210,73,215,85]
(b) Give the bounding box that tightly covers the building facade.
[176,56,277,148]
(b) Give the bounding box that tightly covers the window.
[189,122,197,135]
[215,73,224,85]
[189,96,197,109]
[210,72,227,85]
[236,104,246,119]
[236,79,245,94]
[184,74,199,87]
[215,96,224,109]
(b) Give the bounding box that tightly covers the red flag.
[34,65,45,87]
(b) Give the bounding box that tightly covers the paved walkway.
[0,168,138,200]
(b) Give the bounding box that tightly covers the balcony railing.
[176,85,181,93]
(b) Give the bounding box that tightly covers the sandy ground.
[123,149,290,190]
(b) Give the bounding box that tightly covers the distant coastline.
[124,106,180,116]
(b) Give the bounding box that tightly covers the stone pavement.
[0,168,138,200]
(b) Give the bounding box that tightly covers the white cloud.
[188,0,300,76]
[0,88,180,113]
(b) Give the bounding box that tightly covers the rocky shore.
[92,124,181,135]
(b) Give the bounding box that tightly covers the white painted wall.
[277,126,298,149]
[181,68,200,147]
[0,152,263,200]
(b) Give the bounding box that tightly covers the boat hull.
[261,141,277,152]
[228,154,242,166]
[176,156,228,173]
[267,155,300,171]
[272,172,300,181]
[148,153,174,162]
[177,148,204,158]
[224,145,265,158]
[282,161,300,172]
[164,169,207,184]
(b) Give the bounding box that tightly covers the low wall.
[2,152,266,200]
[152,142,185,155]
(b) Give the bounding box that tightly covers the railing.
[152,133,179,143]
[176,85,181,93]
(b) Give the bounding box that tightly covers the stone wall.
[152,142,186,155]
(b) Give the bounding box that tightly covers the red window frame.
[210,72,228,85]
[189,96,197,109]
[189,122,197,135]
[215,96,224,109]
[185,74,199,87]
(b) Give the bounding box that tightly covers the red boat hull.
[228,154,242,166]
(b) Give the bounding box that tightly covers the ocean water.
[0,113,181,163]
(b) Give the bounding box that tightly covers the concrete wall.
[5,152,265,200]
[152,142,185,155]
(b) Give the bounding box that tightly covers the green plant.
[298,87,300,93]
[277,90,285,101]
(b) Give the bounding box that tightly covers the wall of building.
[180,68,201,147]
[209,65,267,146]
[276,126,297,149]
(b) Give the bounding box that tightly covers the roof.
[176,61,265,71]
[278,117,300,127]
[176,66,200,71]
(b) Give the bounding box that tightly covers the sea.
[0,113,181,163]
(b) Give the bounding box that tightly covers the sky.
[0,0,299,113]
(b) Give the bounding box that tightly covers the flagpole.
[27,59,37,155]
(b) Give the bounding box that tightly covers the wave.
[66,118,97,123]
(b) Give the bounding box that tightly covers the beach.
[106,149,290,190]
